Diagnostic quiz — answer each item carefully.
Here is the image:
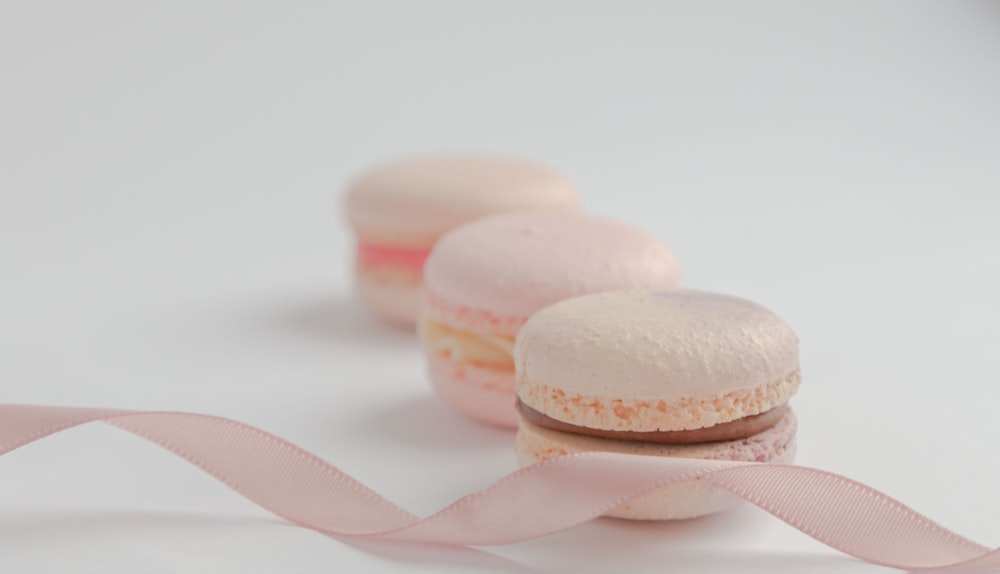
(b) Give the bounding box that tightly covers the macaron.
[343,155,579,327]
[514,289,801,520]
[419,212,682,428]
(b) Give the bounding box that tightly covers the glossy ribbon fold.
[1,404,997,572]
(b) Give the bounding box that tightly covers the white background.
[2,1,999,572]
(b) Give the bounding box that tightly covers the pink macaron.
[343,155,578,327]
[514,289,801,520]
[419,212,682,428]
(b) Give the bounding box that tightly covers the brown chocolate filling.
[516,399,787,445]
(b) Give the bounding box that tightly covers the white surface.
[2,1,999,572]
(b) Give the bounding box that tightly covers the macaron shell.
[354,266,422,327]
[514,290,799,431]
[423,212,682,322]
[422,290,526,339]
[515,409,798,520]
[427,352,518,428]
[345,156,579,244]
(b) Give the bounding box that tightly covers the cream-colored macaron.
[514,289,801,520]
[343,155,578,326]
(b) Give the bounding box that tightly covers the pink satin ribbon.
[357,242,430,269]
[2,404,998,572]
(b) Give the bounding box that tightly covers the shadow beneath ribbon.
[524,548,865,573]
[0,509,272,543]
[0,504,873,572]
[0,509,535,572]
[496,506,870,573]
[346,508,867,573]
[346,540,539,573]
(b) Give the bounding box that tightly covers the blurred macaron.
[344,155,578,327]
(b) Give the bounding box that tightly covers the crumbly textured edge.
[516,369,801,432]
[421,289,527,338]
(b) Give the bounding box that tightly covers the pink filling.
[357,241,431,269]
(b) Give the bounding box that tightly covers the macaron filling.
[516,399,788,445]
[357,241,431,270]
[419,316,515,368]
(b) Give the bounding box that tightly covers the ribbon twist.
[1,404,997,572]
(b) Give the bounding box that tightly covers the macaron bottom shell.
[427,352,518,429]
[354,264,423,327]
[514,409,798,520]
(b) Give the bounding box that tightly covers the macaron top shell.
[345,156,578,244]
[423,212,681,323]
[514,290,800,432]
